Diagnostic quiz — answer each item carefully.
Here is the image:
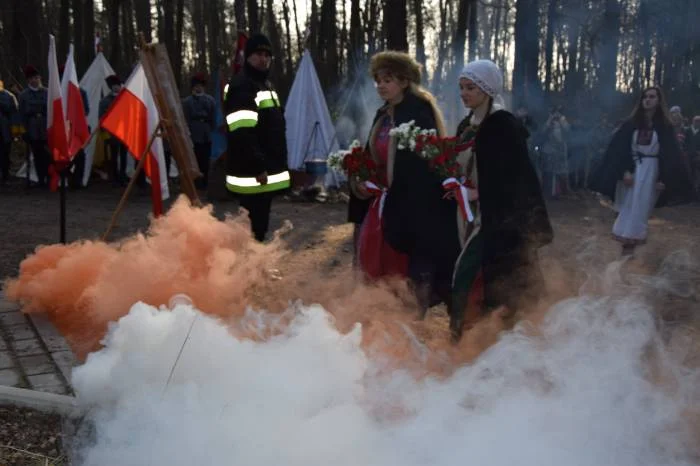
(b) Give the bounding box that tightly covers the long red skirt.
[357,199,409,280]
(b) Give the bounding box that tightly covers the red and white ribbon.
[443,177,474,222]
[364,181,387,218]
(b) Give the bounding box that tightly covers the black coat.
[463,110,553,254]
[457,110,553,309]
[378,93,461,264]
[590,120,694,207]
[224,66,288,178]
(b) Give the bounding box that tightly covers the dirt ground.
[1,176,700,464]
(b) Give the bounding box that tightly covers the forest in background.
[1,0,699,124]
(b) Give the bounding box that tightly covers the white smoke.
[68,293,698,466]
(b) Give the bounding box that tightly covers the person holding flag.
[223,33,290,242]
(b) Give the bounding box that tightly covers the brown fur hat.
[370,51,422,85]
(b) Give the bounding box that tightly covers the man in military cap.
[18,65,50,187]
[182,72,216,190]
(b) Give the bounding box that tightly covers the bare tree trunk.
[281,0,294,75]
[453,0,469,77]
[412,0,426,77]
[58,0,71,57]
[318,0,338,87]
[513,0,540,109]
[363,0,381,56]
[84,0,95,61]
[309,0,319,58]
[247,0,259,32]
[432,0,449,92]
[290,0,302,55]
[174,0,185,84]
[108,0,122,71]
[266,0,285,89]
[123,0,137,65]
[208,0,223,71]
[134,0,152,42]
[340,0,348,74]
[564,15,580,94]
[234,0,247,31]
[193,0,207,70]
[544,0,557,94]
[384,0,407,51]
[467,0,477,62]
[348,0,362,78]
[598,0,620,105]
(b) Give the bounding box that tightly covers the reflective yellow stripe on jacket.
[225,171,291,194]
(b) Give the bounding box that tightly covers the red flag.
[233,32,248,75]
[100,64,170,216]
[47,34,69,189]
[61,44,89,158]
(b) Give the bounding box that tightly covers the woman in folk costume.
[590,87,694,257]
[349,51,461,316]
[449,60,553,341]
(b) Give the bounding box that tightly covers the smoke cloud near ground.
[4,195,700,464]
[68,295,699,466]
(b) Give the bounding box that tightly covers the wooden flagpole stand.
[137,34,201,205]
[100,34,204,241]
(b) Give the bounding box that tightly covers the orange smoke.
[4,196,534,369]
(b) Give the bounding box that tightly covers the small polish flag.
[100,63,170,216]
[60,44,89,158]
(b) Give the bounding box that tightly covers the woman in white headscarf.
[449,59,553,341]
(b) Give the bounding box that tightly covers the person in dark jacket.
[0,79,18,184]
[450,60,553,341]
[18,65,50,187]
[183,72,216,190]
[350,51,461,317]
[590,86,694,257]
[99,74,128,186]
[223,33,290,242]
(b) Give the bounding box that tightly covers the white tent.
[285,50,341,187]
[79,52,115,186]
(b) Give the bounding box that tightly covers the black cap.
[244,33,273,60]
[105,75,122,87]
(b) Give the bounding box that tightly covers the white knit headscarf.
[459,59,506,109]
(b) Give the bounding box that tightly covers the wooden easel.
[102,35,202,241]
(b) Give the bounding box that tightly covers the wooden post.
[102,123,161,241]
[137,35,201,206]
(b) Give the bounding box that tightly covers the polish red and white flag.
[47,35,68,169]
[100,63,170,216]
[60,44,89,158]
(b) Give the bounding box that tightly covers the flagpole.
[102,123,161,241]
[59,171,67,243]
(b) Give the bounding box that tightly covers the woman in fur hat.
[449,60,552,341]
[348,50,461,316]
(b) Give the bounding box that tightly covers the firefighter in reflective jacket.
[224,33,290,242]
